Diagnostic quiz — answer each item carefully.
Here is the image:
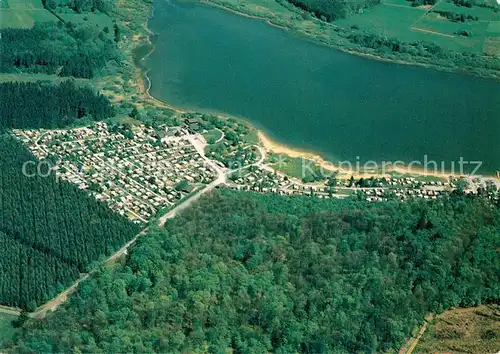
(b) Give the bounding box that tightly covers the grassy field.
[415,304,500,353]
[207,0,500,59]
[335,0,500,53]
[388,171,447,182]
[0,0,115,30]
[0,0,58,28]
[267,153,328,181]
[434,1,500,21]
[241,129,259,144]
[57,12,114,35]
[0,312,18,346]
[202,129,223,143]
[335,0,428,41]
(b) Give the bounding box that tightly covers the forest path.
[2,135,317,319]
[0,306,20,316]
[399,315,434,354]
[12,133,226,318]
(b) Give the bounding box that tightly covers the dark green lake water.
[146,0,500,174]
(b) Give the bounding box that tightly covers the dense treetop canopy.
[9,190,499,353]
[0,22,119,78]
[0,136,140,310]
[42,0,115,13]
[0,81,115,130]
[282,0,381,21]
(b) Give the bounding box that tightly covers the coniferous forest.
[0,136,140,309]
[0,81,115,130]
[0,22,118,78]
[9,190,499,352]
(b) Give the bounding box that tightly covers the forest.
[347,32,500,74]
[281,0,381,21]
[0,81,115,130]
[0,21,118,78]
[9,189,499,352]
[42,0,115,13]
[0,136,140,309]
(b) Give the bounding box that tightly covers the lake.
[146,0,500,174]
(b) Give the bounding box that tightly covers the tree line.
[0,21,119,79]
[347,32,500,74]
[433,10,479,22]
[0,136,140,309]
[408,0,437,6]
[8,189,499,352]
[42,0,114,14]
[0,81,115,130]
[279,0,381,21]
[0,232,80,313]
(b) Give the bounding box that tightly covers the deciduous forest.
[0,22,118,78]
[10,190,499,352]
[0,136,140,309]
[346,32,500,74]
[42,0,115,13]
[0,81,115,130]
[282,0,381,21]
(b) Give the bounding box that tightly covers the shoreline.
[132,10,185,114]
[202,0,500,81]
[258,131,500,180]
[136,1,499,182]
[200,0,290,31]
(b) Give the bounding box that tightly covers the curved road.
[0,137,282,319]
[0,134,229,318]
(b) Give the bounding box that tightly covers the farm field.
[433,0,500,21]
[0,0,57,28]
[335,0,500,54]
[206,0,500,59]
[335,0,428,41]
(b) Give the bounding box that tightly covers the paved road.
[158,174,225,226]
[11,135,484,319]
[30,139,267,317]
[1,134,228,319]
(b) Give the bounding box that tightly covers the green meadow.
[0,0,57,28]
[335,0,500,54]
[212,0,499,55]
[58,12,113,28]
[267,153,327,182]
[202,129,224,143]
[0,0,113,30]
[335,0,428,40]
[4,0,44,9]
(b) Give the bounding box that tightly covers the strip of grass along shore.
[203,0,500,79]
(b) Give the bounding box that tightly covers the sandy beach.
[136,3,499,185]
[258,131,500,182]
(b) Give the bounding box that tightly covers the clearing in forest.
[415,304,500,353]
